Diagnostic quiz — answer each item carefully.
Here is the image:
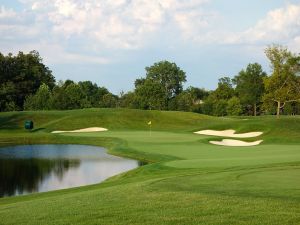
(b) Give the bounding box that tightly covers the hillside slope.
[0,109,300,225]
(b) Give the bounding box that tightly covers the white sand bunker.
[194,129,263,138]
[210,139,263,147]
[52,127,108,134]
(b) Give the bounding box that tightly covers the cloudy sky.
[1,0,300,94]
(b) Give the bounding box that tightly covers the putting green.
[64,131,300,169]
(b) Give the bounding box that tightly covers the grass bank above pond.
[0,108,300,225]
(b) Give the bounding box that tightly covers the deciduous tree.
[263,45,300,117]
[144,61,186,108]
[227,97,242,116]
[234,63,266,116]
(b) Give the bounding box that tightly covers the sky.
[1,0,300,94]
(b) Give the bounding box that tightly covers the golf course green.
[0,108,299,225]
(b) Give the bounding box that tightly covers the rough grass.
[0,108,300,225]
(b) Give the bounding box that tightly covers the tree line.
[0,45,299,117]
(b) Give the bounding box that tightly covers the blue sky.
[1,0,300,94]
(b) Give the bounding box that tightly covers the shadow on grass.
[30,128,45,133]
[0,114,22,130]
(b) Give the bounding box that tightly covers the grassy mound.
[0,108,300,225]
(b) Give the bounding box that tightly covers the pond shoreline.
[0,144,140,197]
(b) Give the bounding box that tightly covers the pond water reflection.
[0,144,139,197]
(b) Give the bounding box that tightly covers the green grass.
[0,108,300,225]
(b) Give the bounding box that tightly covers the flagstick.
[150,105,152,137]
[148,123,151,137]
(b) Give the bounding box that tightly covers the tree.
[34,83,52,110]
[214,99,228,116]
[52,82,83,110]
[119,91,138,108]
[0,51,55,111]
[51,85,69,110]
[202,94,228,116]
[64,83,84,109]
[202,77,234,116]
[78,81,100,107]
[227,97,242,116]
[214,77,234,100]
[24,84,52,110]
[202,94,214,115]
[283,102,300,115]
[135,79,166,110]
[143,61,187,108]
[170,87,208,112]
[0,82,17,111]
[234,63,266,116]
[263,45,300,117]
[101,93,118,108]
[173,91,194,111]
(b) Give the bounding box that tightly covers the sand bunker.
[194,129,263,138]
[210,139,263,147]
[52,127,108,134]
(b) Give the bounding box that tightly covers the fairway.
[0,109,300,225]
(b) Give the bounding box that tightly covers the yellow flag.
[148,121,152,125]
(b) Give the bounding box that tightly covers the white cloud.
[225,4,300,46]
[37,43,111,65]
[3,1,299,67]
[289,36,300,52]
[0,6,41,41]
[1,41,110,65]
[0,6,17,19]
[174,10,218,41]
[54,0,77,17]
[17,0,213,49]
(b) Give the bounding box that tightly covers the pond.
[0,144,140,197]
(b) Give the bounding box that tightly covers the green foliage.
[0,82,17,111]
[169,87,208,112]
[202,95,227,116]
[135,79,166,110]
[64,83,84,109]
[145,61,186,99]
[4,101,19,112]
[24,84,52,110]
[133,61,187,110]
[201,95,214,115]
[214,77,234,100]
[173,91,194,111]
[0,52,116,112]
[52,81,113,110]
[263,45,300,116]
[261,98,277,115]
[77,81,110,108]
[214,99,228,116]
[0,51,55,111]
[283,102,300,115]
[234,63,266,115]
[202,77,234,116]
[119,92,138,108]
[51,85,70,110]
[226,97,242,116]
[101,93,118,108]
[1,47,300,117]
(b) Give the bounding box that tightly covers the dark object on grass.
[24,120,34,130]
